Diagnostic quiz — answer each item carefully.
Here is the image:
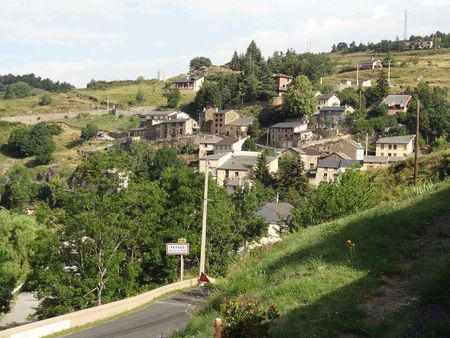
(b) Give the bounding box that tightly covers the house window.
[309,163,314,169]
[381,144,385,149]
[388,145,392,149]
[381,153,384,156]
[235,171,239,177]
[324,173,328,178]
[388,153,392,156]
[393,145,397,150]
[404,153,407,157]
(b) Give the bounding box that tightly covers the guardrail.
[0,278,199,338]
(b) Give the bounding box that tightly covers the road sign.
[166,243,189,255]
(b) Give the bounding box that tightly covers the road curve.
[66,288,207,338]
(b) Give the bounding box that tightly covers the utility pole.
[106,96,110,112]
[414,100,420,185]
[365,133,369,156]
[356,64,359,86]
[388,60,391,85]
[199,160,209,276]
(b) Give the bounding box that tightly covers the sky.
[0,0,449,88]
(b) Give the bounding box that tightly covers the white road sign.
[166,243,189,255]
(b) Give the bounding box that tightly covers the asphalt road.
[66,288,208,338]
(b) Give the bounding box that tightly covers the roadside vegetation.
[175,178,450,337]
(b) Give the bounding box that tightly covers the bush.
[136,87,145,103]
[81,123,98,140]
[431,139,448,152]
[38,94,52,106]
[221,295,279,338]
[4,81,32,99]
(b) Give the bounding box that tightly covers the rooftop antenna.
[404,9,408,41]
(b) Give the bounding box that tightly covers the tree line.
[331,31,450,53]
[0,73,74,94]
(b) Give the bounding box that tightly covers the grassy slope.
[325,48,450,97]
[0,80,195,118]
[178,180,450,337]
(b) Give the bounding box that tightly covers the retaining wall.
[0,278,198,338]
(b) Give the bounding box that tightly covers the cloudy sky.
[0,0,449,87]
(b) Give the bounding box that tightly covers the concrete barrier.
[0,278,198,338]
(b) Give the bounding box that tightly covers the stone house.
[375,135,415,158]
[268,120,312,148]
[359,57,383,70]
[211,109,240,135]
[223,117,254,138]
[318,106,355,128]
[362,155,404,170]
[315,159,360,185]
[281,147,321,172]
[381,94,412,114]
[273,73,293,96]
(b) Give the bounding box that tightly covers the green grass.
[0,79,196,118]
[177,180,450,337]
[56,113,140,132]
[0,92,94,118]
[325,48,450,97]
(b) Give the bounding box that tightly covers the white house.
[317,93,341,110]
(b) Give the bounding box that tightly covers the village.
[125,57,416,192]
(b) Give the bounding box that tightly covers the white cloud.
[421,0,450,7]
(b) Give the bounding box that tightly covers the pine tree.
[229,50,241,71]
[254,153,274,187]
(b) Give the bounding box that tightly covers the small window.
[403,153,407,157]
[389,145,392,149]
[393,145,397,150]
[381,144,385,149]
[235,171,239,177]
[324,173,328,178]
[388,153,392,157]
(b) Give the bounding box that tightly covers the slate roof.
[215,109,236,114]
[272,73,293,79]
[317,159,359,169]
[218,156,258,171]
[320,106,347,112]
[172,76,203,83]
[199,136,223,145]
[256,202,293,224]
[283,147,321,156]
[364,155,404,163]
[382,94,412,107]
[270,121,306,128]
[376,135,415,144]
[226,117,254,126]
[317,93,336,101]
[147,111,175,117]
[216,137,240,145]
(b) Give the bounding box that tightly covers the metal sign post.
[166,238,189,282]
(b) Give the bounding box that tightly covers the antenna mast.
[404,9,408,41]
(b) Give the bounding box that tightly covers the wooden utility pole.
[365,133,369,155]
[414,100,420,185]
[199,160,209,276]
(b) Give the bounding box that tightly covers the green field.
[56,113,140,132]
[325,48,450,96]
[0,79,195,118]
[177,179,450,337]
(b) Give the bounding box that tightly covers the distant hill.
[324,49,450,97]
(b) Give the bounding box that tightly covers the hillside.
[0,79,195,118]
[177,179,450,337]
[325,49,450,96]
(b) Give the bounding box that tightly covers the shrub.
[4,81,32,99]
[431,139,448,152]
[81,123,98,140]
[221,295,279,338]
[38,94,52,106]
